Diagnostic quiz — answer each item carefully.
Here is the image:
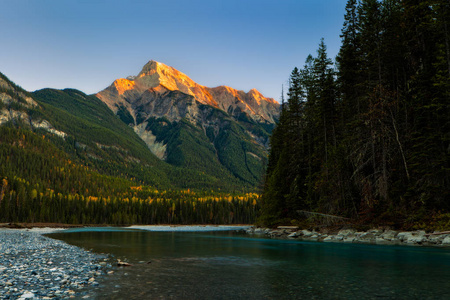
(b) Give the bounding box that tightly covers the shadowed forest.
[260,0,449,230]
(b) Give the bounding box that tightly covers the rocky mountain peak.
[96,60,280,125]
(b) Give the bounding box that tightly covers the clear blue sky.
[0,0,347,101]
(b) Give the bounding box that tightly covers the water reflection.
[48,229,450,299]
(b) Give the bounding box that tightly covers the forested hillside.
[31,88,247,191]
[0,126,259,224]
[260,0,450,230]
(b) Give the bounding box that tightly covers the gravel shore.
[0,229,112,299]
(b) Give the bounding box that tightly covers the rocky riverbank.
[246,227,450,247]
[0,229,112,299]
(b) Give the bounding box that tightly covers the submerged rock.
[117,259,132,267]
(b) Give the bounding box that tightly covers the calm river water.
[48,227,450,299]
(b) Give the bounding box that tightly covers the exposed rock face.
[207,86,278,124]
[134,122,166,160]
[96,60,279,127]
[0,74,66,139]
[0,77,37,108]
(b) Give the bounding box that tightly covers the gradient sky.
[0,0,347,101]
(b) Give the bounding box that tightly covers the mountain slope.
[31,88,246,190]
[96,60,280,186]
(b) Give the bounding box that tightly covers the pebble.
[0,230,112,299]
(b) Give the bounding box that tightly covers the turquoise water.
[48,228,450,299]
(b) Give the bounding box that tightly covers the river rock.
[334,235,344,241]
[442,235,450,245]
[269,230,284,237]
[356,232,376,243]
[397,231,426,244]
[253,228,266,234]
[0,230,110,299]
[287,232,299,238]
[301,230,313,237]
[380,230,398,241]
[323,236,334,242]
[343,236,356,243]
[338,229,356,237]
[427,234,446,244]
[18,291,34,299]
[368,229,383,236]
[375,237,396,245]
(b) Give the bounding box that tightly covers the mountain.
[0,72,260,225]
[1,61,280,190]
[97,60,279,125]
[96,60,280,186]
[0,71,246,191]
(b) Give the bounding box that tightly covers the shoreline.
[3,222,450,247]
[246,227,450,247]
[0,222,252,229]
[0,228,113,299]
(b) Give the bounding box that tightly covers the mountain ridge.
[96,60,279,125]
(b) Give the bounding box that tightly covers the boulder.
[367,229,383,236]
[427,234,446,244]
[442,235,450,245]
[253,228,266,234]
[356,232,376,243]
[287,232,299,238]
[323,236,334,242]
[18,292,34,300]
[380,230,398,241]
[117,259,132,267]
[334,235,344,241]
[301,230,313,237]
[337,229,356,237]
[269,230,284,237]
[397,231,426,244]
[343,236,356,243]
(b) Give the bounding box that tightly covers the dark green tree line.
[260,0,450,229]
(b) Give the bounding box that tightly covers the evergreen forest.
[260,0,450,230]
[0,127,259,225]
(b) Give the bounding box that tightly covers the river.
[47,227,450,299]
